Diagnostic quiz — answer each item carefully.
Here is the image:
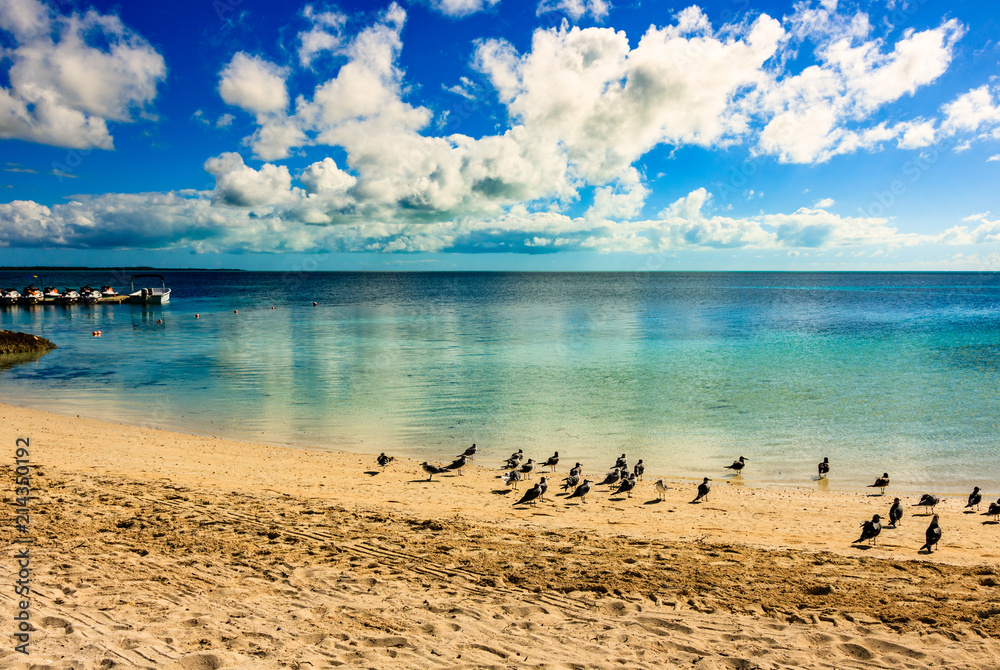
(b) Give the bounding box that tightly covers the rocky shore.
[0,330,57,355]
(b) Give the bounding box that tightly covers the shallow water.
[2,270,999,494]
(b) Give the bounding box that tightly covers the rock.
[0,330,57,355]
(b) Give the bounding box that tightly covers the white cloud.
[298,6,347,67]
[204,152,300,207]
[216,113,235,128]
[0,0,166,149]
[896,120,936,149]
[988,155,1000,162]
[941,85,1000,135]
[428,0,501,17]
[536,0,610,21]
[813,197,835,208]
[219,53,289,115]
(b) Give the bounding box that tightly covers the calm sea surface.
[2,271,999,494]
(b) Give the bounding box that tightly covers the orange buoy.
[92,331,100,337]
[195,314,200,318]
[312,301,317,306]
[156,319,162,324]
[234,309,238,314]
[271,306,275,309]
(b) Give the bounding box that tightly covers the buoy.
[312,301,317,306]
[156,319,162,324]
[195,314,200,318]
[271,306,275,309]
[92,331,101,337]
[234,309,238,314]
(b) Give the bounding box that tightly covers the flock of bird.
[373,447,998,555]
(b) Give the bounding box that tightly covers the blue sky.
[1,0,999,271]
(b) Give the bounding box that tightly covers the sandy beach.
[4,401,1000,669]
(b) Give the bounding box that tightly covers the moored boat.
[129,274,171,304]
[0,288,21,306]
[20,286,43,305]
[80,286,102,304]
[58,288,80,305]
[43,286,60,300]
[100,285,119,297]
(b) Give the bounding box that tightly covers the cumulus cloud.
[941,85,1000,136]
[537,0,610,22]
[0,0,166,149]
[427,0,501,18]
[298,5,347,67]
[218,53,289,115]
[813,197,835,208]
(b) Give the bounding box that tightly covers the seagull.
[514,483,542,506]
[888,498,903,527]
[542,452,560,472]
[599,468,623,487]
[966,486,982,511]
[463,443,478,460]
[614,476,636,498]
[538,476,549,499]
[633,460,645,481]
[567,479,592,503]
[377,453,394,470]
[867,473,890,495]
[724,456,748,474]
[501,469,522,489]
[445,454,469,475]
[421,462,449,481]
[569,463,583,477]
[913,494,940,514]
[985,498,1000,522]
[693,477,711,503]
[519,459,535,479]
[854,514,882,546]
[614,453,628,469]
[654,479,669,500]
[561,473,580,491]
[503,449,524,469]
[920,515,942,553]
[818,457,830,478]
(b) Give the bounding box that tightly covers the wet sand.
[3,402,1000,669]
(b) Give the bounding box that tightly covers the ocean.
[2,270,999,494]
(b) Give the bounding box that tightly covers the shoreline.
[4,402,1000,668]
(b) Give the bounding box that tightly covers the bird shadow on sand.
[490,489,513,495]
[608,496,632,502]
[364,470,381,477]
[983,520,1000,525]
[851,544,877,550]
[914,512,935,517]
[407,479,441,484]
[867,493,887,497]
[644,499,663,505]
[964,510,980,514]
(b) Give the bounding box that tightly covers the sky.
[1,0,999,271]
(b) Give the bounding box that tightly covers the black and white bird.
[514,483,542,506]
[867,473,890,495]
[561,473,580,491]
[614,476,636,498]
[501,469,522,489]
[693,477,711,503]
[654,479,669,500]
[503,449,524,469]
[567,479,592,503]
[519,458,535,479]
[725,456,748,474]
[538,476,549,498]
[614,453,628,469]
[569,463,583,477]
[542,452,560,472]
[966,486,982,511]
[985,498,1000,522]
[445,454,469,475]
[888,498,903,527]
[913,494,940,514]
[463,443,478,460]
[818,457,830,478]
[421,462,449,481]
[633,460,645,481]
[377,453,394,470]
[854,514,882,546]
[920,515,942,553]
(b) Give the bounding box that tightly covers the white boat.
[0,288,20,306]
[20,286,43,305]
[80,286,102,305]
[100,285,119,297]
[129,274,171,304]
[58,288,80,305]
[43,286,60,300]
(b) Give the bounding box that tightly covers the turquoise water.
[2,271,999,494]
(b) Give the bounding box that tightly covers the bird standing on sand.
[569,463,583,477]
[614,476,636,498]
[519,459,535,479]
[514,483,542,506]
[818,457,830,478]
[502,469,522,489]
[633,460,645,481]
[463,443,478,460]
[538,476,549,499]
[913,494,940,514]
[543,452,560,472]
[445,454,469,475]
[567,479,592,503]
[377,453,394,470]
[888,498,903,527]
[868,473,890,495]
[421,462,449,481]
[854,514,882,546]
[920,515,942,553]
[615,454,628,469]
[725,456,748,474]
[966,486,982,511]
[654,479,669,500]
[986,499,1000,522]
[504,450,523,469]
[562,473,580,491]
[599,468,623,487]
[693,477,711,503]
